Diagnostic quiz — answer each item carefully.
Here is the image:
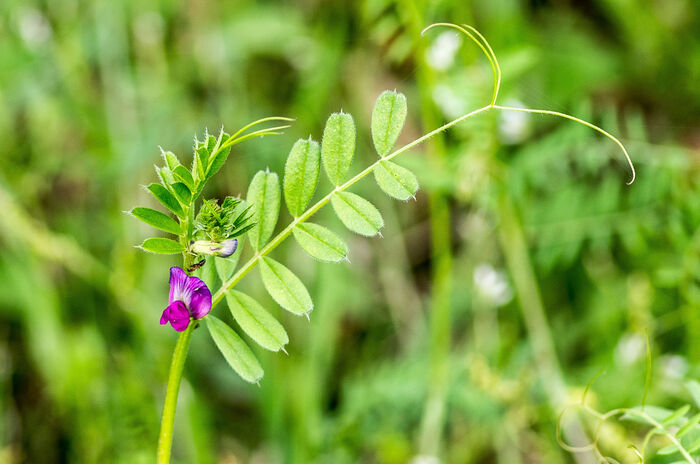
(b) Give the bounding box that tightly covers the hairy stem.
[157,323,194,464]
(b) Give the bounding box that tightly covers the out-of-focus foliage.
[0,0,698,463]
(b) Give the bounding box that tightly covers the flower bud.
[218,239,238,257]
[190,239,238,257]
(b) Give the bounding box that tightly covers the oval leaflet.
[330,191,384,237]
[206,315,263,384]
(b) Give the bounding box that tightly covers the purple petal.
[168,267,188,304]
[218,239,238,258]
[161,300,190,332]
[187,279,212,319]
[166,266,211,321]
[170,315,190,332]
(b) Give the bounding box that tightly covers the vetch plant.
[130,23,636,463]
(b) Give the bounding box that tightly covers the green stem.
[157,324,194,464]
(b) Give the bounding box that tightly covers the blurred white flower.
[614,332,645,366]
[410,455,441,464]
[498,99,531,145]
[426,31,462,71]
[661,354,688,380]
[18,8,51,48]
[432,84,467,120]
[473,264,513,307]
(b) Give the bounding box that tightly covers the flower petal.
[170,314,190,332]
[188,280,212,319]
[162,300,190,332]
[169,267,188,304]
[218,239,238,258]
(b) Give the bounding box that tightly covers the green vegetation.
[0,1,698,463]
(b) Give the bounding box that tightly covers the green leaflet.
[206,315,263,384]
[147,183,184,218]
[226,290,289,352]
[662,405,690,426]
[247,171,281,250]
[172,165,194,190]
[162,151,181,170]
[321,112,355,185]
[195,141,209,179]
[656,443,680,456]
[205,143,231,181]
[139,237,184,254]
[371,90,407,156]
[284,138,320,217]
[215,238,243,281]
[621,406,678,424]
[156,166,176,187]
[259,256,313,317]
[373,160,418,201]
[293,222,347,262]
[171,182,192,204]
[676,412,700,438]
[130,207,181,235]
[330,191,384,236]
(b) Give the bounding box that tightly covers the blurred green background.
[0,0,699,462]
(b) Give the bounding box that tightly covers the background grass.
[0,0,698,462]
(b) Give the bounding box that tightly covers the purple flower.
[160,267,212,332]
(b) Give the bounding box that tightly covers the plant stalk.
[157,323,194,464]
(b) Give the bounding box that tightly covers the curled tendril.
[422,23,501,105]
[421,23,636,184]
